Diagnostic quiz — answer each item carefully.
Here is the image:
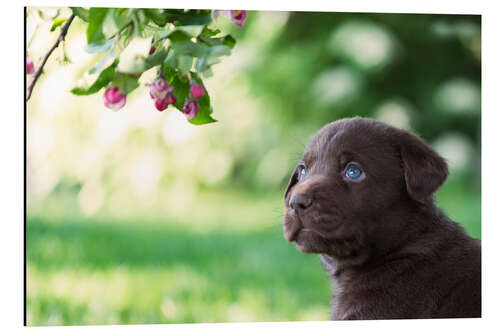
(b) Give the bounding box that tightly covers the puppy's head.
[283,117,448,265]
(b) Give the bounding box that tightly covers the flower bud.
[230,10,247,27]
[155,97,170,112]
[154,93,176,112]
[165,92,176,105]
[104,87,126,111]
[211,9,246,27]
[26,56,35,75]
[190,84,205,99]
[182,101,200,120]
[148,77,172,100]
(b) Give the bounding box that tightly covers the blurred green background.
[26,8,481,325]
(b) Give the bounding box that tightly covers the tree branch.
[26,14,75,101]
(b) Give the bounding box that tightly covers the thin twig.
[26,14,75,101]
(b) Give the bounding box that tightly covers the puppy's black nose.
[289,194,312,213]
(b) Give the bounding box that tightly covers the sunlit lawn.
[27,216,336,325]
[26,189,333,326]
[26,176,480,326]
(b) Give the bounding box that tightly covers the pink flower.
[211,9,247,27]
[148,77,176,112]
[104,87,126,111]
[230,10,247,27]
[147,77,173,100]
[182,101,200,120]
[26,56,35,75]
[154,93,177,112]
[155,97,170,112]
[165,92,176,105]
[190,84,205,99]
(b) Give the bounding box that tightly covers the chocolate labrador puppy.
[283,117,481,320]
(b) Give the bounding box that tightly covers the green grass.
[26,215,331,325]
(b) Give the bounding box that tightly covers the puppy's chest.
[331,271,411,320]
[328,255,413,317]
[329,262,446,320]
[330,273,369,320]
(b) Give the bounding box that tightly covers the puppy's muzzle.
[283,219,302,242]
[289,193,312,215]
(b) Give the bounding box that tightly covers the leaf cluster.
[67,7,238,125]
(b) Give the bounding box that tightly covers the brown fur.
[283,117,481,319]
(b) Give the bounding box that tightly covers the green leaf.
[117,48,172,76]
[120,26,135,50]
[71,7,89,22]
[163,50,178,69]
[89,50,116,74]
[131,11,141,37]
[143,49,169,70]
[86,36,116,54]
[163,67,176,83]
[111,8,131,31]
[154,28,174,40]
[189,110,217,125]
[202,67,213,78]
[112,74,140,95]
[208,45,231,57]
[177,56,193,76]
[196,56,208,73]
[71,61,117,95]
[167,30,193,43]
[87,8,109,45]
[50,18,67,31]
[199,34,236,49]
[163,11,212,26]
[142,8,167,27]
[171,41,208,58]
[154,25,204,44]
[222,35,236,49]
[171,75,190,111]
[176,25,204,38]
[194,44,231,75]
[201,27,221,37]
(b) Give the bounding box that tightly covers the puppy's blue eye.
[298,166,306,180]
[345,165,362,179]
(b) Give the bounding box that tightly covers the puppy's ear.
[400,132,448,203]
[284,167,299,201]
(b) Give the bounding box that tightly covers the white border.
[2,1,499,332]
